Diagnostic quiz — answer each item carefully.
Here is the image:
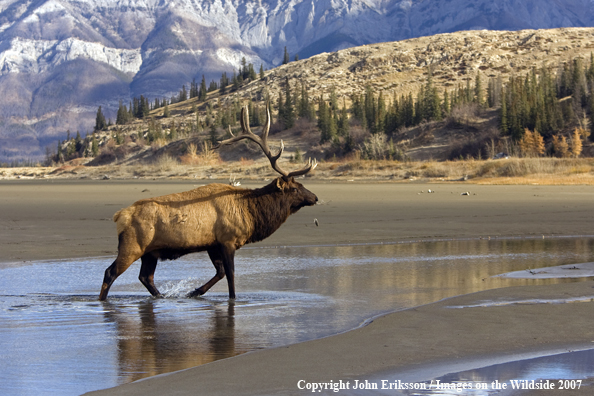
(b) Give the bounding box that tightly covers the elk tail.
[113,207,133,236]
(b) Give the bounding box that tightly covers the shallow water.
[353,348,594,396]
[1,237,594,395]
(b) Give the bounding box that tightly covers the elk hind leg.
[221,245,236,299]
[139,253,161,297]
[99,253,137,300]
[188,247,225,298]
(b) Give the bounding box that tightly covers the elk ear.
[276,177,287,191]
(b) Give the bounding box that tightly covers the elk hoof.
[187,289,205,298]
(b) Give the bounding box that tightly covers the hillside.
[53,28,594,170]
[2,0,594,162]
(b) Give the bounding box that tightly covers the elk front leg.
[139,253,161,297]
[188,246,225,297]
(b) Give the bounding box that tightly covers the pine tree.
[337,102,349,136]
[179,85,188,102]
[199,75,208,101]
[474,72,483,106]
[190,78,198,98]
[277,91,285,126]
[318,96,331,143]
[220,72,229,95]
[283,77,295,129]
[500,89,509,135]
[283,46,290,65]
[241,57,248,79]
[209,124,218,146]
[231,72,240,91]
[116,100,128,125]
[91,134,99,156]
[75,131,83,153]
[259,64,265,79]
[95,106,106,131]
[248,64,257,80]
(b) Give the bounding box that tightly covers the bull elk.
[99,106,318,300]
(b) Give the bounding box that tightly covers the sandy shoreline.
[3,179,594,264]
[2,179,594,395]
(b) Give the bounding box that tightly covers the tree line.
[83,51,594,164]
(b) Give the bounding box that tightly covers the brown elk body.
[99,106,317,300]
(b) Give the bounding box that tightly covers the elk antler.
[215,105,317,180]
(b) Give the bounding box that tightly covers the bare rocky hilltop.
[239,28,594,103]
[96,28,594,162]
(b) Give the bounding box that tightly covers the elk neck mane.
[243,179,294,244]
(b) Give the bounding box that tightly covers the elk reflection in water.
[102,299,237,382]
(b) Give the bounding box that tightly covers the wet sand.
[2,179,594,394]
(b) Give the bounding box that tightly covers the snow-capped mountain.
[1,0,594,161]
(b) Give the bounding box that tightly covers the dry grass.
[3,157,594,185]
[179,142,221,166]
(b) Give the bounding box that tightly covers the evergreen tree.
[474,72,483,106]
[116,101,129,125]
[500,88,508,135]
[231,72,240,91]
[220,72,229,95]
[259,64,265,79]
[443,89,450,116]
[318,96,331,143]
[237,68,244,86]
[95,106,106,131]
[190,78,198,98]
[209,124,218,146]
[283,46,290,65]
[199,75,208,101]
[75,131,83,153]
[91,134,99,156]
[241,57,248,79]
[248,64,257,80]
[277,91,285,126]
[337,102,349,136]
[179,85,188,102]
[283,77,295,129]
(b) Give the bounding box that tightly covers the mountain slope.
[2,0,594,162]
